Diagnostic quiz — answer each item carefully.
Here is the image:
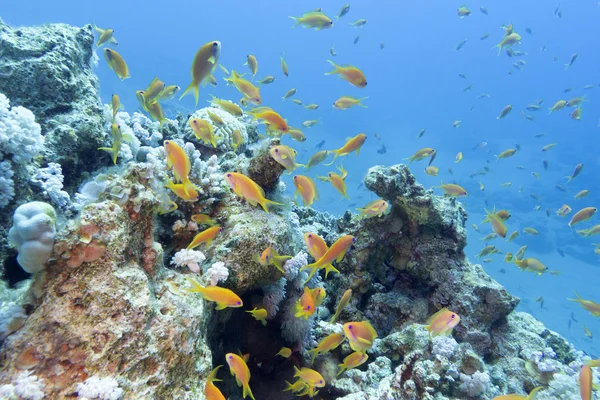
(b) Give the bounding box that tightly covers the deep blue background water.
[3,1,600,356]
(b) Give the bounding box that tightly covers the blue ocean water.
[2,0,600,357]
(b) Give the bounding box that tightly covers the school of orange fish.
[95,4,599,399]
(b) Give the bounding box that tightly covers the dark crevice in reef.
[2,251,30,288]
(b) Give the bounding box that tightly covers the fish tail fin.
[324,264,340,278]
[308,348,319,363]
[325,60,341,75]
[273,256,292,272]
[337,364,346,376]
[329,312,339,323]
[179,81,199,106]
[185,277,205,294]
[357,97,369,107]
[323,151,339,166]
[259,198,283,213]
[181,178,196,196]
[288,16,301,27]
[98,146,118,165]
[207,365,223,383]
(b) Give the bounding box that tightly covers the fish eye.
[319,380,323,384]
[228,355,233,359]
[227,173,231,177]
[451,314,455,319]
[352,238,357,242]
[348,325,353,329]
[307,306,311,310]
[213,42,218,46]
[237,301,242,305]
[275,148,279,152]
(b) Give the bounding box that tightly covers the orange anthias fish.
[187,225,223,250]
[569,292,600,316]
[164,140,197,196]
[491,386,542,400]
[250,109,289,133]
[308,287,326,307]
[484,207,508,238]
[224,172,283,213]
[307,333,345,362]
[192,214,217,225]
[343,320,378,352]
[165,179,200,202]
[424,308,461,337]
[580,365,593,400]
[356,199,390,218]
[270,145,303,172]
[295,286,316,319]
[330,288,353,323]
[252,247,292,273]
[189,118,218,148]
[186,278,243,310]
[205,365,226,400]
[325,133,367,165]
[319,164,349,199]
[303,232,338,278]
[293,175,319,207]
[301,235,355,280]
[293,366,326,389]
[338,352,368,376]
[225,353,255,400]
[224,70,262,105]
[103,48,130,80]
[180,40,221,105]
[246,308,268,326]
[325,60,367,87]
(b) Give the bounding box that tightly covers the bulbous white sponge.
[8,201,56,274]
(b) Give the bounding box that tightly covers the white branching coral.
[206,261,229,286]
[0,160,14,208]
[184,106,248,152]
[76,375,123,400]
[458,371,490,397]
[30,162,70,208]
[170,249,206,273]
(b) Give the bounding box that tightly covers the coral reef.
[0,18,597,400]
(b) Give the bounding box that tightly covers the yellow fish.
[110,94,121,121]
[455,152,463,163]
[187,225,223,250]
[495,148,518,160]
[187,278,243,310]
[484,208,508,238]
[180,41,221,105]
[231,129,244,152]
[191,214,217,225]
[569,207,598,227]
[225,353,255,400]
[244,54,258,79]
[337,352,368,376]
[330,288,352,323]
[293,175,319,207]
[307,333,344,362]
[406,148,436,164]
[294,286,316,319]
[319,164,350,199]
[343,320,378,352]
[143,77,166,105]
[579,365,593,400]
[333,96,368,110]
[293,366,326,389]
[224,172,283,213]
[306,150,331,170]
[224,70,262,105]
[164,140,196,195]
[303,232,338,278]
[98,123,123,165]
[326,133,367,165]
[280,53,289,77]
[437,182,468,197]
[425,308,460,337]
[93,24,118,47]
[204,365,226,400]
[569,292,600,317]
[491,387,543,400]
[165,178,199,202]
[146,100,168,126]
[514,258,548,275]
[158,85,181,101]
[301,235,355,280]
[425,166,439,176]
[246,308,268,326]
[189,118,218,148]
[103,48,130,80]
[356,199,389,218]
[270,145,302,172]
[493,33,521,56]
[252,247,292,273]
[276,347,292,358]
[290,11,334,30]
[325,60,367,88]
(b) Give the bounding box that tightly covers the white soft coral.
[76,376,123,400]
[170,249,206,273]
[205,261,229,286]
